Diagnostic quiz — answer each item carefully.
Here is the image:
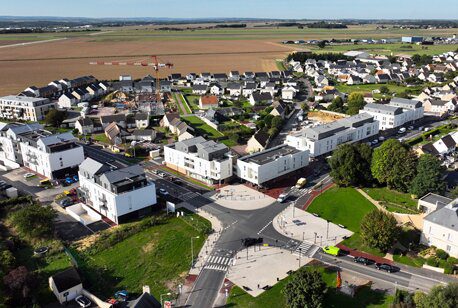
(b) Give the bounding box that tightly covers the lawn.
[227,265,393,308]
[307,186,385,256]
[182,115,224,139]
[75,213,211,299]
[91,133,110,144]
[393,254,426,268]
[183,94,201,111]
[335,83,423,98]
[307,186,376,232]
[363,187,418,214]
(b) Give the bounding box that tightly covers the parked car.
[73,175,79,182]
[152,169,159,175]
[378,136,385,141]
[277,193,289,203]
[375,263,398,273]
[354,256,374,266]
[398,127,406,134]
[65,177,74,185]
[158,172,166,178]
[323,246,340,256]
[59,198,74,208]
[24,173,35,179]
[158,188,169,195]
[408,125,414,130]
[75,295,91,308]
[371,140,378,145]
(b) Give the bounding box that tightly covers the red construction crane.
[89,55,173,102]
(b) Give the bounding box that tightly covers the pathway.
[175,92,191,115]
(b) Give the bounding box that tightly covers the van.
[323,246,340,256]
[277,193,289,203]
[295,178,307,189]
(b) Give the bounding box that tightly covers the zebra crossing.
[180,191,199,201]
[204,254,233,272]
[294,241,319,258]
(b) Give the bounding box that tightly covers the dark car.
[75,295,91,307]
[60,179,70,187]
[354,256,374,266]
[375,263,398,273]
[59,198,73,208]
[73,175,79,182]
[242,237,263,247]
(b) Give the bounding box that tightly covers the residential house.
[249,91,273,106]
[104,122,128,145]
[160,80,172,92]
[270,102,287,118]
[192,84,208,95]
[347,75,363,85]
[58,93,78,109]
[418,193,452,214]
[210,84,223,96]
[164,136,233,184]
[100,114,127,129]
[49,268,82,304]
[423,99,454,116]
[199,95,219,109]
[236,145,309,186]
[246,130,270,153]
[433,134,456,155]
[242,82,257,97]
[75,117,94,135]
[129,129,157,142]
[229,71,240,81]
[78,158,157,224]
[160,113,179,129]
[226,83,242,97]
[421,199,458,258]
[135,113,150,129]
[0,96,56,122]
[281,86,297,101]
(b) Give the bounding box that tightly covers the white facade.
[236,145,309,185]
[164,137,233,184]
[421,200,458,258]
[286,113,379,157]
[0,95,56,121]
[361,99,424,130]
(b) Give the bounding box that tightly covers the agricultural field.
[0,24,457,95]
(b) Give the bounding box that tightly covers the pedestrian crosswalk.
[294,241,319,257]
[204,254,233,272]
[180,191,199,201]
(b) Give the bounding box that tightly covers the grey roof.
[39,132,75,146]
[8,123,43,135]
[128,292,161,308]
[135,113,149,121]
[100,164,144,184]
[79,158,108,178]
[390,97,422,109]
[240,144,301,165]
[364,103,403,115]
[429,99,447,106]
[424,202,458,231]
[442,135,456,148]
[196,140,228,154]
[77,117,93,126]
[420,193,452,207]
[178,136,206,147]
[305,113,375,140]
[51,268,82,293]
[100,114,126,124]
[192,84,208,91]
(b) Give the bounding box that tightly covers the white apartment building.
[164,136,233,184]
[0,95,57,121]
[236,145,309,186]
[285,113,379,157]
[421,199,458,258]
[18,131,84,179]
[360,98,424,131]
[78,158,157,224]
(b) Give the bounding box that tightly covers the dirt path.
[175,92,191,115]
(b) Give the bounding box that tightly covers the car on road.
[277,193,289,203]
[158,188,169,195]
[158,172,166,178]
[371,139,378,145]
[354,256,374,266]
[375,263,398,273]
[242,237,263,247]
[75,295,91,308]
[323,246,340,256]
[378,136,385,141]
[398,127,406,134]
[152,169,159,175]
[24,173,35,179]
[59,198,74,208]
[73,175,79,182]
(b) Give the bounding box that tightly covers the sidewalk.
[302,182,334,210]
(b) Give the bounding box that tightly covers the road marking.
[257,221,272,235]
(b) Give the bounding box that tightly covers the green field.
[74,213,210,299]
[335,83,424,98]
[307,186,385,256]
[227,265,393,308]
[182,115,224,139]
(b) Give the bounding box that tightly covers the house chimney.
[142,285,150,294]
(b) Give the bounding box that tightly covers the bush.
[447,257,458,264]
[9,204,57,239]
[426,256,439,267]
[436,249,449,260]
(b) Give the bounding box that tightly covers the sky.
[2,0,458,20]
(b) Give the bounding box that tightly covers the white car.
[398,127,406,134]
[75,295,91,308]
[378,136,385,141]
[158,188,169,195]
[24,173,35,179]
[408,126,414,130]
[371,140,379,145]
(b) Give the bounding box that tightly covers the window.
[446,245,451,252]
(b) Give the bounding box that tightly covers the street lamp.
[160,292,171,307]
[191,236,200,268]
[299,248,302,267]
[314,232,317,244]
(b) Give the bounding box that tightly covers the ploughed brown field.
[0,37,293,95]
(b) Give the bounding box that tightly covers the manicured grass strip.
[91,133,110,144]
[178,93,192,114]
[363,187,418,214]
[393,254,426,268]
[182,115,224,139]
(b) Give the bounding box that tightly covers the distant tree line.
[307,22,348,29]
[215,24,247,28]
[286,52,349,63]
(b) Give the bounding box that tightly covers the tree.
[379,86,390,94]
[301,102,310,111]
[271,116,283,129]
[410,154,446,198]
[268,127,279,137]
[10,204,56,239]
[360,210,399,251]
[327,96,346,113]
[371,139,417,192]
[415,283,458,308]
[346,92,366,115]
[3,266,32,303]
[283,268,327,308]
[263,114,274,128]
[44,109,67,127]
[329,143,372,186]
[317,40,327,49]
[450,186,458,198]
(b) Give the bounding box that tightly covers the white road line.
[257,221,272,235]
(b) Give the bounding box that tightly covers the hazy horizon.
[3,0,458,20]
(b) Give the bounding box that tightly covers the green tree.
[317,40,327,49]
[271,116,283,129]
[379,86,390,94]
[329,143,373,186]
[44,109,67,127]
[268,127,279,137]
[283,268,327,308]
[346,92,366,115]
[10,204,56,239]
[301,102,310,111]
[360,210,399,251]
[410,154,445,197]
[327,96,346,113]
[263,114,274,128]
[450,186,458,198]
[371,139,417,192]
[415,283,458,308]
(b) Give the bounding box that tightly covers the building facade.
[0,95,56,121]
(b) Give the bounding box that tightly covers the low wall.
[422,264,445,273]
[66,203,101,226]
[82,289,112,308]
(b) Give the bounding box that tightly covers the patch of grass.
[276,60,287,71]
[76,213,211,299]
[178,93,192,114]
[307,186,376,232]
[342,234,385,257]
[91,133,110,144]
[335,83,423,97]
[183,94,201,111]
[182,115,224,139]
[393,254,426,268]
[227,265,393,308]
[363,187,418,213]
